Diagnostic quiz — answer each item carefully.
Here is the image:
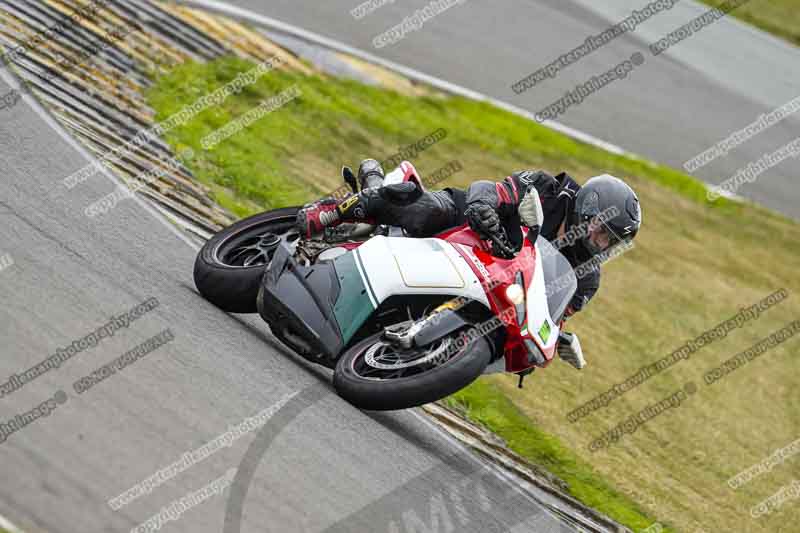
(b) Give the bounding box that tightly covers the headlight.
[505,283,525,305]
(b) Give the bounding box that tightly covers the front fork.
[383,296,473,350]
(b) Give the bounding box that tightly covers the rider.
[297,160,642,365]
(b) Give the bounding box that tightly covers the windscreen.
[537,237,577,323]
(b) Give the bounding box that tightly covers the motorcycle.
[194,162,583,410]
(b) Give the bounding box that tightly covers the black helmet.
[572,174,642,257]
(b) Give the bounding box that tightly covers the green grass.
[702,0,800,46]
[147,57,800,533]
[144,57,742,219]
[444,381,667,532]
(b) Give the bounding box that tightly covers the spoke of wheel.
[384,369,405,379]
[377,353,400,364]
[229,244,260,263]
[359,367,384,377]
[358,359,387,377]
[243,249,269,267]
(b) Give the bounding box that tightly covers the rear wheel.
[333,325,491,411]
[194,207,300,313]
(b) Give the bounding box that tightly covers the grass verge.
[444,381,664,531]
[147,57,800,533]
[702,0,800,46]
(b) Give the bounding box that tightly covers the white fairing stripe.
[353,248,380,308]
[354,236,490,308]
[527,246,559,350]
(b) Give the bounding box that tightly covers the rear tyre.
[333,328,491,411]
[194,207,300,313]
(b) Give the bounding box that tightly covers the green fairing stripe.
[333,251,377,344]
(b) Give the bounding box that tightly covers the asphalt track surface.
[218,0,800,219]
[0,63,576,533]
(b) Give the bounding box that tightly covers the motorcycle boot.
[358,158,385,190]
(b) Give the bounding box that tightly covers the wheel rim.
[214,217,299,268]
[351,336,459,381]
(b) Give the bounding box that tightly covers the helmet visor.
[584,218,630,258]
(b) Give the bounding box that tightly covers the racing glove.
[465,202,501,240]
[557,332,586,370]
[465,202,516,259]
[518,187,544,242]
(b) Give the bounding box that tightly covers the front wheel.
[333,327,492,411]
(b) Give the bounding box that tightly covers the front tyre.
[194,207,300,313]
[333,328,491,411]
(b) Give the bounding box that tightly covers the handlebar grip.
[488,232,516,259]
